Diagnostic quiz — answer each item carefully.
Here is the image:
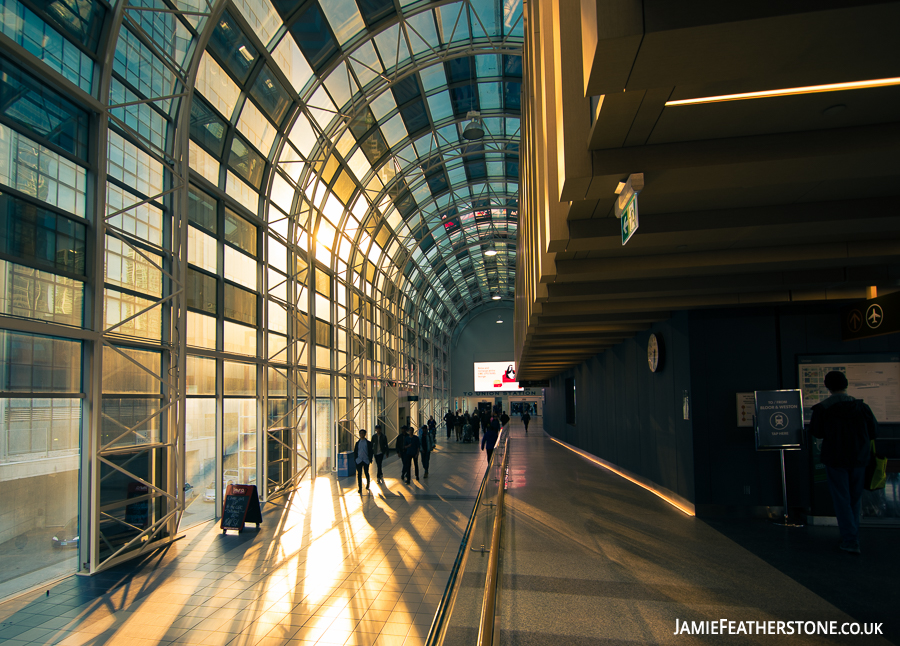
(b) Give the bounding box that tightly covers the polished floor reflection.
[0,437,489,646]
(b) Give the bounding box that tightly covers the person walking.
[454,411,464,442]
[482,414,500,464]
[353,429,373,494]
[500,410,510,429]
[396,425,409,479]
[372,424,389,483]
[521,411,531,434]
[403,426,421,484]
[419,424,434,478]
[427,416,437,444]
[809,370,879,554]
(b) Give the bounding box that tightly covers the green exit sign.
[621,193,639,245]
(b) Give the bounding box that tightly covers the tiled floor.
[498,427,898,645]
[0,436,490,646]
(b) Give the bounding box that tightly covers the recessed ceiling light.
[484,247,498,257]
[492,294,501,300]
[496,319,503,324]
[665,77,900,106]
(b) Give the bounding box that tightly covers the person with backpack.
[809,370,879,554]
[419,424,434,478]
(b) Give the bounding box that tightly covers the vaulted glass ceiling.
[192,0,523,328]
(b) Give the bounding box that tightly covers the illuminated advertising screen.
[473,362,522,391]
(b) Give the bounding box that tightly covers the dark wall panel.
[544,312,694,501]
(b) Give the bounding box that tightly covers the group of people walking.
[351,421,438,493]
[351,407,522,493]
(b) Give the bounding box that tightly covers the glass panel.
[224,208,257,256]
[188,225,217,273]
[0,54,90,160]
[288,3,339,72]
[103,288,162,340]
[224,283,256,325]
[0,396,80,589]
[102,346,160,395]
[236,99,277,156]
[188,185,217,234]
[250,65,291,125]
[187,268,216,314]
[224,246,256,290]
[189,141,220,185]
[0,0,94,92]
[224,320,256,356]
[105,237,162,298]
[190,96,228,157]
[0,331,80,393]
[224,398,256,487]
[183,397,215,528]
[314,397,332,473]
[196,53,242,119]
[228,135,266,188]
[208,10,258,83]
[186,355,216,395]
[224,360,256,396]
[0,259,83,327]
[97,449,164,561]
[114,28,176,115]
[187,311,216,350]
[0,191,87,277]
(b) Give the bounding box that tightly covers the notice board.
[754,390,804,450]
[798,354,900,423]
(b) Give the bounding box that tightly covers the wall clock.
[648,333,664,372]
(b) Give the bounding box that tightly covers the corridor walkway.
[498,422,896,645]
[0,437,488,646]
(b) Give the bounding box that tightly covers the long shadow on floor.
[703,517,898,645]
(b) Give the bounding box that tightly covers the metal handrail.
[477,433,509,646]
[424,428,509,646]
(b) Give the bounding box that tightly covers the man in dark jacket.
[482,415,501,464]
[401,427,421,484]
[372,424,390,484]
[521,411,531,434]
[353,429,373,494]
[444,410,455,440]
[809,371,878,554]
[500,411,510,428]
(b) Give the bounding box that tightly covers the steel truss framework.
[0,0,519,582]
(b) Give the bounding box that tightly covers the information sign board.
[841,291,900,341]
[621,193,639,245]
[221,483,262,534]
[754,390,803,450]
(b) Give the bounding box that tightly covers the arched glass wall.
[0,0,521,595]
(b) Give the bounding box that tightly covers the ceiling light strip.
[665,77,900,106]
[549,437,696,516]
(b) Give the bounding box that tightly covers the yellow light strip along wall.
[549,437,696,516]
[665,77,900,106]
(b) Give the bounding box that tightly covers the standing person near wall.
[521,411,531,434]
[444,409,455,440]
[353,429,373,494]
[809,370,879,554]
[482,414,500,464]
[372,424,389,484]
[419,424,434,478]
